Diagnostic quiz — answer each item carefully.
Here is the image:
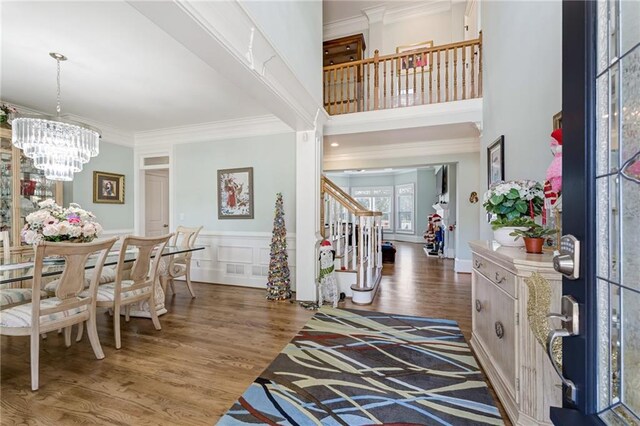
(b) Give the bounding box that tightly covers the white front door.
[145,170,169,237]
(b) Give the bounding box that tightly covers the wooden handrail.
[322,37,481,71]
[321,176,382,217]
[323,34,482,115]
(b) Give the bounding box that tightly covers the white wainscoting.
[101,229,135,239]
[189,231,297,290]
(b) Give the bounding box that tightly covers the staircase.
[321,175,383,304]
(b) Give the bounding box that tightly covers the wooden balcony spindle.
[366,62,370,111]
[471,45,476,98]
[421,54,425,105]
[383,60,387,109]
[412,56,417,105]
[390,59,395,106]
[462,46,467,100]
[436,50,441,103]
[445,49,449,102]
[405,55,409,106]
[453,47,458,101]
[478,32,483,96]
[333,68,338,114]
[340,66,345,114]
[373,50,380,110]
[429,51,433,104]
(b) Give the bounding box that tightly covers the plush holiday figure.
[423,214,435,249]
[545,129,563,204]
[318,239,339,308]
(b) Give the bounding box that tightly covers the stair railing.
[321,176,383,293]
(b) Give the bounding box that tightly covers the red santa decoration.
[544,128,562,205]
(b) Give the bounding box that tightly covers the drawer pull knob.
[475,299,482,312]
[474,259,483,269]
[495,321,505,339]
[495,272,506,284]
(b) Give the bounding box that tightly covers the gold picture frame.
[93,171,125,204]
[396,40,434,72]
[553,111,562,130]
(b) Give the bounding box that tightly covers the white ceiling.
[0,1,267,132]
[324,122,479,151]
[322,1,420,24]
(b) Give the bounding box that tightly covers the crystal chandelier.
[11,53,100,181]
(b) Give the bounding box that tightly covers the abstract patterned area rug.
[218,307,503,425]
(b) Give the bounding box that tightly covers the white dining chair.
[0,238,117,390]
[161,226,202,298]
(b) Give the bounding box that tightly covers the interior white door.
[145,170,169,237]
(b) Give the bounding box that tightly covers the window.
[396,183,415,233]
[352,187,393,229]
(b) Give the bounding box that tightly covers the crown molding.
[383,1,451,25]
[324,1,452,40]
[323,15,369,41]
[362,5,386,24]
[134,114,292,146]
[323,137,480,164]
[0,100,135,147]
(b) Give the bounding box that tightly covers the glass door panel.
[18,150,57,246]
[596,0,640,422]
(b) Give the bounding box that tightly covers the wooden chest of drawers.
[469,241,563,425]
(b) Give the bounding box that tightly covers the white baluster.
[377,218,383,267]
[351,212,357,270]
[367,217,373,287]
[358,216,365,289]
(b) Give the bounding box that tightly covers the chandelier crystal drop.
[11,53,100,182]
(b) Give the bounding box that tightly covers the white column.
[362,6,385,56]
[295,130,322,301]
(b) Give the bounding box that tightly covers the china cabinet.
[0,125,63,253]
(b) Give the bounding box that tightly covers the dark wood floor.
[1,241,509,425]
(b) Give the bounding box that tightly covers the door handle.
[163,224,169,228]
[546,295,579,404]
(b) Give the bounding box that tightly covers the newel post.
[373,49,380,110]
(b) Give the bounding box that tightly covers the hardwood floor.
[1,241,509,425]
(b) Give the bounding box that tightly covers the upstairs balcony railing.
[323,33,482,115]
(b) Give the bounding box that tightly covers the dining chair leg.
[185,270,196,299]
[86,317,105,360]
[149,299,161,331]
[113,304,122,349]
[169,279,175,295]
[125,306,130,323]
[76,322,84,342]
[30,331,40,391]
[63,326,72,348]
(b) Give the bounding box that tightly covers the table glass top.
[0,245,204,285]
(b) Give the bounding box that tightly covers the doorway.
[144,169,169,237]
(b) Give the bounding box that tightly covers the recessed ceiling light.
[331,142,339,147]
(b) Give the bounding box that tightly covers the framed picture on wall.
[396,40,434,72]
[217,167,254,219]
[487,135,505,188]
[93,171,125,204]
[553,111,563,130]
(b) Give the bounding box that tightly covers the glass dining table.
[0,245,204,318]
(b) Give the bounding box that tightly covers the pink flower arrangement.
[21,199,102,245]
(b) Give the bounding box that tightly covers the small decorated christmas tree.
[266,193,291,300]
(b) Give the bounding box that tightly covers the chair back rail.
[114,234,172,295]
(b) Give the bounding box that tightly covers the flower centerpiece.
[21,199,103,245]
[483,180,544,247]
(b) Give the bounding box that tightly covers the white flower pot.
[493,227,527,247]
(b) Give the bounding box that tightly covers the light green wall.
[66,141,135,230]
[174,133,296,232]
[416,169,437,238]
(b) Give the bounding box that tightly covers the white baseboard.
[455,258,472,273]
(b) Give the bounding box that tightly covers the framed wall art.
[487,135,505,188]
[93,171,125,204]
[217,167,254,219]
[396,40,434,72]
